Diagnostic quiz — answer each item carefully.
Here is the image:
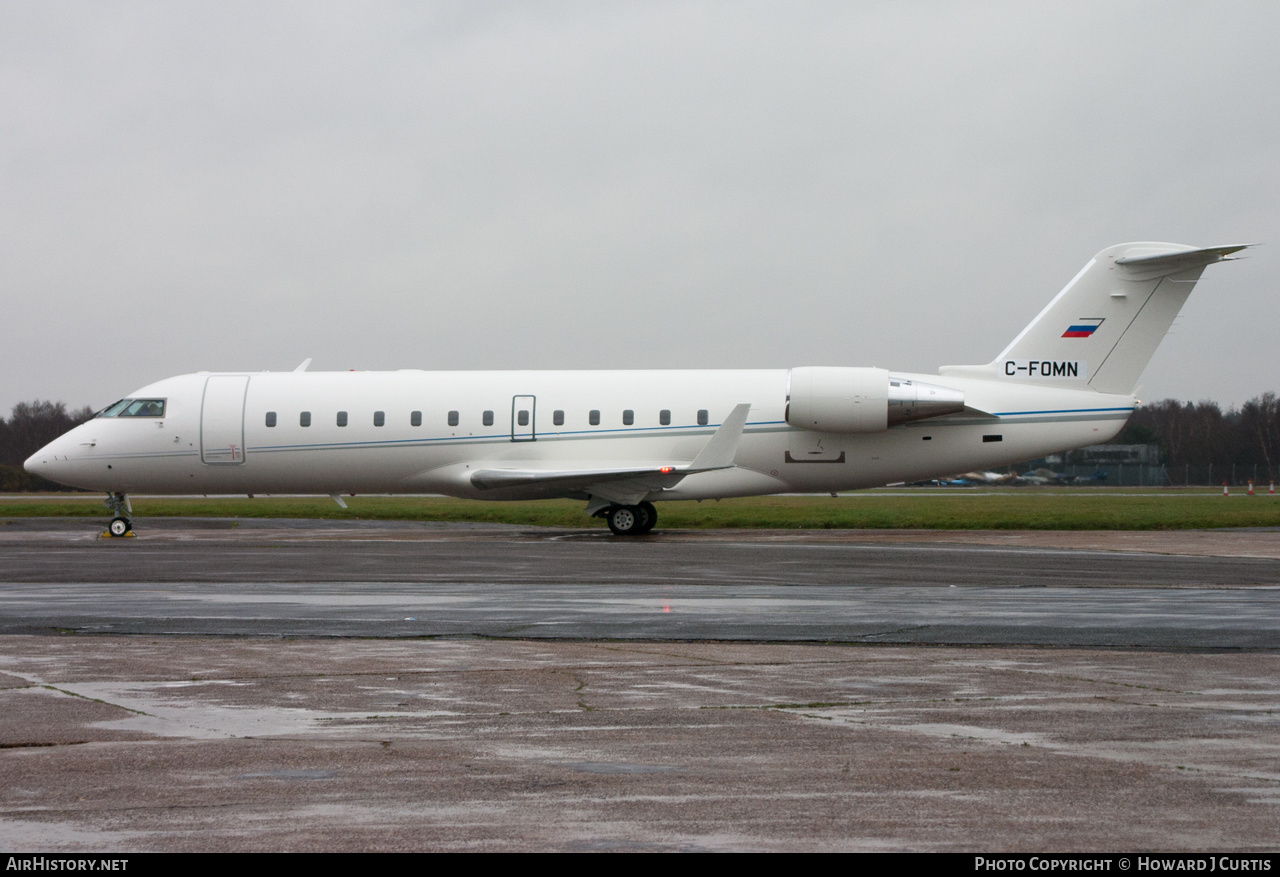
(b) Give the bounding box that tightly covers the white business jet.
[26,242,1246,536]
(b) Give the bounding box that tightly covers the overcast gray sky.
[3,1,1277,415]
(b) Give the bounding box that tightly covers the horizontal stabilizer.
[1113,244,1248,270]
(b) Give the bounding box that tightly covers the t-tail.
[939,242,1249,394]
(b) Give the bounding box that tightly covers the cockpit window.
[122,399,164,417]
[97,399,132,418]
[97,398,165,418]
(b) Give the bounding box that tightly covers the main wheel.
[606,505,641,536]
[636,501,657,533]
[108,517,131,537]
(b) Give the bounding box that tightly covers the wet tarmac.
[2,519,1279,851]
[2,518,1278,648]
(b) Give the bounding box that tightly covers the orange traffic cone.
[1248,481,1255,495]
[1223,482,1229,496]
[1271,482,1276,495]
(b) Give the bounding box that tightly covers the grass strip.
[2,490,1278,530]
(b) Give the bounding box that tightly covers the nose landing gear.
[103,492,135,538]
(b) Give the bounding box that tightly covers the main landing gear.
[103,492,134,538]
[601,501,657,536]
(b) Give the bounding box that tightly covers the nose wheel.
[102,492,135,538]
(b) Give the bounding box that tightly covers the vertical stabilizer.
[939,243,1247,395]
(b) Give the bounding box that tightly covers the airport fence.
[1056,463,1278,488]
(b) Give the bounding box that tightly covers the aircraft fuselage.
[29,368,1131,500]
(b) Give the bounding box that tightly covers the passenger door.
[201,375,249,464]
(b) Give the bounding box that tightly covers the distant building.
[1043,444,1160,466]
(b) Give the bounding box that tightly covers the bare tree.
[0,401,95,490]
[1241,392,1280,481]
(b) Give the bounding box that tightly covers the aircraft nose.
[25,442,58,476]
[24,433,77,483]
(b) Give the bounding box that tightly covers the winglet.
[688,403,751,472]
[294,358,313,373]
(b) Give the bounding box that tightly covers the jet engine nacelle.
[786,366,966,433]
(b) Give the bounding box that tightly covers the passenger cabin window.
[337,411,348,427]
[622,410,634,425]
[483,410,494,427]
[98,399,165,418]
[589,410,600,426]
[697,409,709,426]
[265,412,277,427]
[411,411,422,427]
[553,410,565,426]
[373,411,385,427]
[659,409,671,426]
[448,411,459,427]
[300,411,311,427]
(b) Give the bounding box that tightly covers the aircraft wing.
[468,403,752,506]
[470,465,687,505]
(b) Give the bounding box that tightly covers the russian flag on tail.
[1062,318,1104,338]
